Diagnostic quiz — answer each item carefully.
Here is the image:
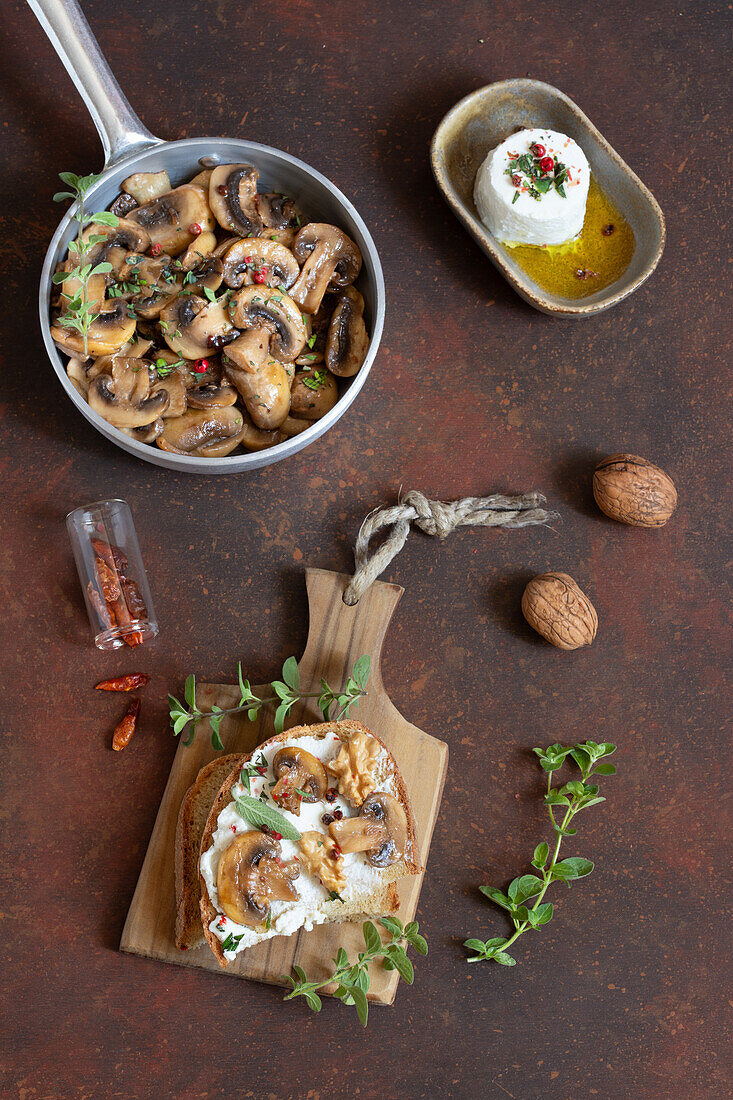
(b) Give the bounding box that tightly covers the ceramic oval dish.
[430,78,665,317]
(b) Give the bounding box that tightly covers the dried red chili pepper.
[91,538,128,574]
[121,576,148,621]
[95,556,120,603]
[88,536,148,649]
[95,674,150,692]
[112,698,140,751]
[87,583,115,628]
[110,594,132,629]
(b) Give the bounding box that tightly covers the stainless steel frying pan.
[29,0,385,474]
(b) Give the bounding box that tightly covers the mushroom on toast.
[329,792,409,867]
[216,831,299,928]
[270,746,328,814]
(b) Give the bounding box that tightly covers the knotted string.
[343,490,558,605]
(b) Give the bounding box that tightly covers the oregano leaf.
[281,656,300,690]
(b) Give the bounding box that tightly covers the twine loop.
[343,489,558,605]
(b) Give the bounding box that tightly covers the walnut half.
[326,731,380,806]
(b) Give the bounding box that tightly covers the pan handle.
[27,0,162,169]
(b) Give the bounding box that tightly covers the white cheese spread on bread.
[200,731,402,960]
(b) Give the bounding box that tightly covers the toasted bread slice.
[175,753,241,951]
[198,720,420,968]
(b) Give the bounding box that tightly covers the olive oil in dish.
[504,177,635,300]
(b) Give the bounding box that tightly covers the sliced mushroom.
[120,418,165,443]
[66,357,90,398]
[223,285,305,430]
[239,411,282,452]
[223,352,291,430]
[326,287,369,377]
[151,369,187,417]
[180,230,218,270]
[187,379,238,409]
[189,168,213,190]
[127,256,183,319]
[88,358,170,428]
[290,367,338,420]
[90,337,154,379]
[209,164,263,236]
[259,226,297,249]
[271,747,328,815]
[259,192,300,230]
[229,285,307,362]
[290,223,362,314]
[329,792,408,867]
[58,261,107,312]
[51,300,137,357]
[82,218,150,274]
[221,238,299,290]
[109,192,139,218]
[183,256,224,296]
[121,170,172,205]
[159,294,237,360]
[156,406,245,457]
[127,185,214,256]
[217,831,299,928]
[278,414,312,438]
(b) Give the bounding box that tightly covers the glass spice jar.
[66,498,159,651]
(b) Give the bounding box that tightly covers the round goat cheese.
[473,128,590,247]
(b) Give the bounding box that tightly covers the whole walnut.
[522,572,598,650]
[593,453,677,527]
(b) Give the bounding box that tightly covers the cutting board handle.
[298,568,403,698]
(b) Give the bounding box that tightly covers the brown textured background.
[1,1,731,1097]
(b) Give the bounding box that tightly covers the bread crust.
[174,753,240,951]
[197,720,420,968]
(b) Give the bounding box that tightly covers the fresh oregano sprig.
[52,171,119,356]
[168,654,371,750]
[465,740,617,967]
[282,917,428,1026]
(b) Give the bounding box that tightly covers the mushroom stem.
[329,816,388,854]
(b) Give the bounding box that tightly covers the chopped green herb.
[302,369,327,391]
[221,931,245,952]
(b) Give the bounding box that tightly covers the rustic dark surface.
[2,1,730,1097]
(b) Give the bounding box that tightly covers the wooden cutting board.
[121,568,448,1005]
